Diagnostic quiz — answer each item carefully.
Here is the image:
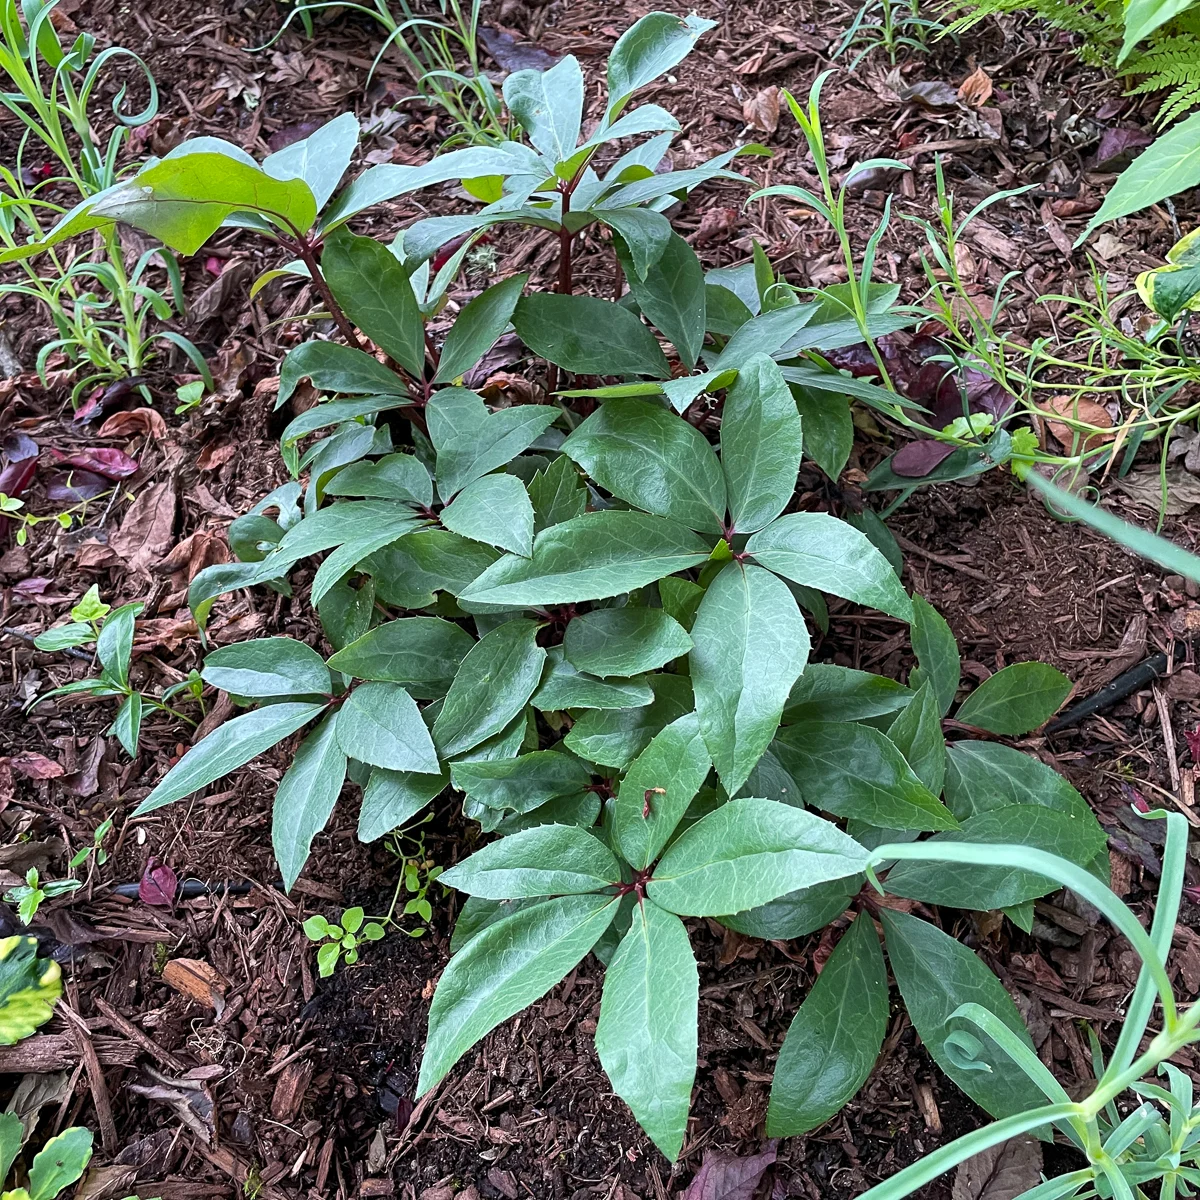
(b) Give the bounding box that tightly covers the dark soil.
[3,0,1200,1197]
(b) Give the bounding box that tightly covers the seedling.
[303,906,386,977]
[68,816,113,870]
[384,827,444,935]
[4,868,80,925]
[174,379,207,414]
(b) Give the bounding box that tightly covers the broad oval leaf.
[359,767,448,842]
[133,702,327,815]
[721,875,859,940]
[440,824,620,898]
[606,12,717,114]
[28,1126,93,1200]
[96,603,138,688]
[747,513,913,621]
[459,511,712,608]
[450,750,592,814]
[613,712,712,869]
[273,713,348,891]
[647,798,869,917]
[513,293,670,378]
[418,893,618,1093]
[202,637,332,698]
[563,607,693,677]
[531,647,654,711]
[277,342,405,407]
[596,207,673,280]
[327,618,474,697]
[434,273,528,385]
[325,452,433,505]
[954,662,1072,735]
[262,110,358,210]
[441,472,535,557]
[885,681,946,796]
[563,397,726,533]
[616,230,705,369]
[595,900,697,1161]
[783,663,913,725]
[944,742,1094,823]
[334,682,440,773]
[766,916,887,1136]
[563,673,694,770]
[432,619,546,757]
[504,56,585,163]
[691,564,810,795]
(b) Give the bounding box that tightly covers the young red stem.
[293,237,366,352]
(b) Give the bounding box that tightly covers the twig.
[1154,684,1182,797]
[63,1001,118,1156]
[93,995,186,1074]
[893,534,991,583]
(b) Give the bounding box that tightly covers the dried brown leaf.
[957,66,993,108]
[1039,394,1114,454]
[742,86,781,134]
[109,481,177,575]
[952,1134,1043,1200]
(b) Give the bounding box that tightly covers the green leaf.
[278,343,406,406]
[96,602,138,688]
[767,916,887,1136]
[595,900,697,1161]
[563,607,692,677]
[316,941,341,976]
[202,637,332,698]
[434,273,528,385]
[944,742,1094,823]
[955,662,1071,735]
[884,805,1108,910]
[450,896,542,952]
[432,619,546,757]
[428,389,559,499]
[0,1109,22,1180]
[721,354,803,534]
[597,207,673,280]
[418,893,617,1093]
[460,511,712,608]
[33,622,94,651]
[450,750,592,813]
[325,452,433,506]
[747,513,913,621]
[606,12,717,115]
[1120,0,1197,58]
[366,530,500,608]
[773,722,959,831]
[658,576,705,630]
[322,229,426,376]
[440,824,619,898]
[613,712,711,869]
[647,797,869,917]
[262,110,359,209]
[529,455,588,530]
[531,648,654,711]
[721,875,858,940]
[1080,109,1200,242]
[0,935,62,1045]
[504,56,585,161]
[319,575,375,653]
[269,501,418,571]
[789,386,853,481]
[909,595,960,716]
[885,682,946,796]
[616,231,705,369]
[564,673,693,769]
[691,564,810,794]
[28,1126,93,1200]
[513,294,670,378]
[783,664,913,724]
[328,618,473,697]
[310,512,425,608]
[359,767,447,841]
[494,791,600,835]
[441,473,535,557]
[712,305,817,370]
[563,398,726,533]
[335,682,440,773]
[705,281,755,335]
[880,909,1045,1120]
[273,713,348,891]
[110,692,142,758]
[134,702,327,815]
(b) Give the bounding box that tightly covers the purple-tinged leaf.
[682,1144,778,1200]
[74,377,148,424]
[1093,127,1153,171]
[50,447,139,479]
[3,433,38,462]
[478,26,560,72]
[139,859,179,907]
[46,470,109,502]
[0,456,37,497]
[891,439,958,478]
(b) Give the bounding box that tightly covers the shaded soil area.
[2,0,1200,1197]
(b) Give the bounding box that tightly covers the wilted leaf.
[891,439,957,478]
[957,67,993,107]
[138,860,179,907]
[743,86,781,134]
[110,481,177,574]
[49,447,139,479]
[951,1134,1043,1200]
[682,1144,778,1200]
[46,470,109,502]
[1038,395,1114,454]
[902,80,961,110]
[1093,126,1154,171]
[478,26,560,72]
[98,408,167,440]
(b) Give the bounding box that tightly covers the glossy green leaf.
[712,305,816,370]
[658,576,705,631]
[134,702,327,815]
[881,909,1046,1120]
[563,397,725,533]
[325,452,433,505]
[531,648,653,710]
[789,385,852,481]
[721,354,803,534]
[747,513,914,621]
[884,805,1108,910]
[441,473,535,557]
[96,603,139,688]
[278,343,406,406]
[504,56,585,161]
[616,231,705,369]
[691,563,810,794]
[767,916,887,1135]
[563,673,693,769]
[441,824,619,898]
[434,273,528,385]
[273,713,347,890]
[647,797,869,917]
[450,750,592,814]
[783,664,913,724]
[721,875,858,940]
[606,11,717,115]
[944,742,1094,823]
[909,594,960,716]
[773,722,958,831]
[335,682,440,773]
[513,293,670,378]
[432,619,546,757]
[366,530,500,607]
[450,896,541,953]
[418,893,617,1093]
[0,1109,21,1180]
[322,229,425,376]
[32,622,94,652]
[885,682,946,796]
[310,511,425,607]
[563,607,693,677]
[327,618,474,697]
[529,454,588,530]
[359,767,447,841]
[595,900,697,1161]
[613,712,711,869]
[262,110,358,209]
[955,662,1071,736]
[597,207,673,280]
[29,1125,93,1200]
[202,637,332,698]
[460,511,712,608]
[110,692,142,758]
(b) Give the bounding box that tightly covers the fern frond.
[1124,35,1200,124]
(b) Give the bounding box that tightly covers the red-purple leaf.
[139,859,179,907]
[3,433,39,462]
[0,456,37,498]
[1093,127,1153,171]
[682,1145,778,1200]
[891,439,958,477]
[46,469,109,502]
[74,376,147,424]
[50,447,139,479]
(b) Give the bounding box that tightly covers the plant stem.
[293,237,367,351]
